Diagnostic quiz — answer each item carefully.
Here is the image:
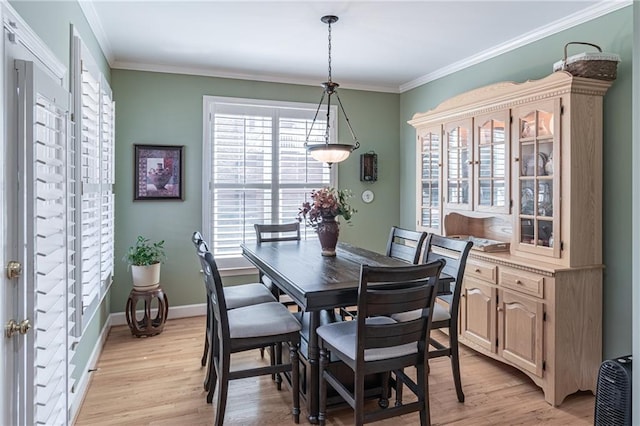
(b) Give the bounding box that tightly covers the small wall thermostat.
[361,189,375,204]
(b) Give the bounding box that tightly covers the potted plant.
[123,236,166,289]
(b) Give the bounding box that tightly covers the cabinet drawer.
[466,262,497,284]
[499,270,544,298]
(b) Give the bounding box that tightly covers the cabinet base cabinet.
[459,256,602,407]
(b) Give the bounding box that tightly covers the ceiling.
[80,1,627,93]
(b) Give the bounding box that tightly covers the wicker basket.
[552,42,619,81]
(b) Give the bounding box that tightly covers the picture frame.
[134,144,184,200]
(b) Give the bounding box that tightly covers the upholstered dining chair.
[317,260,445,426]
[392,234,473,403]
[423,234,473,402]
[191,232,276,388]
[341,226,428,320]
[195,240,301,425]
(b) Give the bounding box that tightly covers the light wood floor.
[75,316,594,425]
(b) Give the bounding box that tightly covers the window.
[203,97,336,267]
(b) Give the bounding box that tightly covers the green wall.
[399,7,633,359]
[110,70,400,312]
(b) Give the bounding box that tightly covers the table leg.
[307,310,321,424]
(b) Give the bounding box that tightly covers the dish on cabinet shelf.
[521,187,535,215]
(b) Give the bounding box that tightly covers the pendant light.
[305,15,360,167]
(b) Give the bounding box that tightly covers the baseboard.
[109,302,207,326]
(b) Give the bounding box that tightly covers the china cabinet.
[409,71,612,406]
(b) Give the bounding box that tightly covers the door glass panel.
[493,180,505,206]
[446,125,470,207]
[517,105,557,253]
[477,118,506,209]
[419,131,440,229]
[520,180,535,216]
[538,181,553,217]
[520,218,534,244]
[479,180,490,206]
[538,220,553,247]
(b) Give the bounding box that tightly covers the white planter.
[131,263,161,289]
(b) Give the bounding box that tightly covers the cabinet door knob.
[497,307,504,312]
[514,157,520,162]
[516,280,523,285]
[475,268,481,273]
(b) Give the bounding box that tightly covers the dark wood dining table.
[241,239,451,423]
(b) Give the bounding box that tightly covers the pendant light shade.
[305,15,360,167]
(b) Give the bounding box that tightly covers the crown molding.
[78,0,114,64]
[399,0,632,93]
[2,2,66,81]
[111,60,400,93]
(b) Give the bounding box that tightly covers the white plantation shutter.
[99,78,115,294]
[204,97,335,260]
[71,34,115,332]
[78,53,101,313]
[16,60,72,425]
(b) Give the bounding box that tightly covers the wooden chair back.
[195,241,231,339]
[356,260,445,359]
[422,234,473,316]
[254,222,301,243]
[385,226,428,264]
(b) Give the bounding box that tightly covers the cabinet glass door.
[444,119,472,210]
[475,111,510,213]
[417,126,442,233]
[514,99,560,258]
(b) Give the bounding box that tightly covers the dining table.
[241,239,452,423]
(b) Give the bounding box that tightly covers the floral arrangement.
[298,187,356,229]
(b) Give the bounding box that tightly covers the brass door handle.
[6,261,22,279]
[6,319,31,338]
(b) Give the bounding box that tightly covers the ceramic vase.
[317,216,339,257]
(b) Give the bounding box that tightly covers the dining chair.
[341,226,428,320]
[191,232,276,384]
[317,260,445,426]
[392,234,473,403]
[195,241,301,425]
[386,226,429,264]
[254,222,301,301]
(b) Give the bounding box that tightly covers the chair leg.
[290,341,300,424]
[378,372,390,408]
[205,316,218,393]
[214,349,230,426]
[354,368,365,426]
[206,327,219,402]
[450,329,465,403]
[417,361,431,426]
[201,333,209,367]
[318,347,330,426]
[202,308,210,367]
[275,343,283,390]
[394,370,404,407]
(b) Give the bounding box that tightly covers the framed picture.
[134,144,184,200]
